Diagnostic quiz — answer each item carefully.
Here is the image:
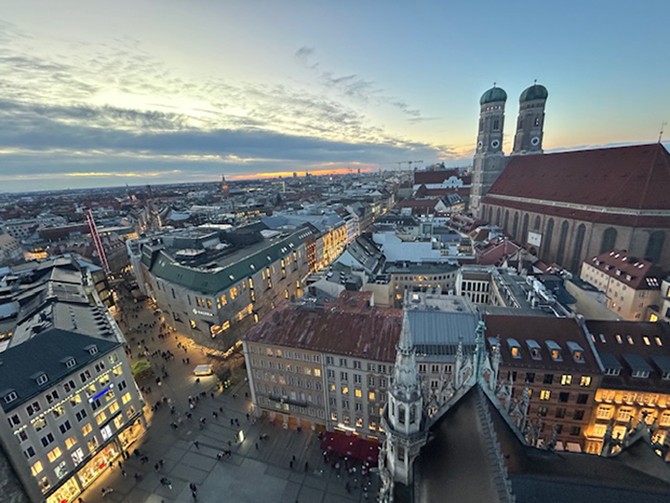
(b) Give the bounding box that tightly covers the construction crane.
[85,207,111,276]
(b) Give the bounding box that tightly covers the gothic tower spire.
[512,81,548,155]
[470,84,507,218]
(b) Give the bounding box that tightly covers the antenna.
[659,122,667,143]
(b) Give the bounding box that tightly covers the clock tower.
[512,82,548,155]
[470,85,507,218]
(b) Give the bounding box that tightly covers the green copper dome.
[480,86,507,105]
[520,83,548,102]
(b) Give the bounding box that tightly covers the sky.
[0,0,668,192]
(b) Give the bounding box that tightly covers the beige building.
[580,249,661,321]
[243,292,400,438]
[583,321,670,459]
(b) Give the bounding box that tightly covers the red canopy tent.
[320,431,380,466]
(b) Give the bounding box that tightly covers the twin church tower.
[469,82,549,217]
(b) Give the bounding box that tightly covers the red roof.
[583,248,662,289]
[414,169,461,184]
[477,238,522,266]
[487,143,670,211]
[244,298,401,362]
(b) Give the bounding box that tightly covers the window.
[540,390,551,401]
[555,408,566,419]
[341,386,349,395]
[47,447,62,462]
[576,393,589,405]
[580,376,592,387]
[24,446,36,459]
[82,424,92,436]
[543,374,554,385]
[8,414,20,427]
[31,461,43,476]
[339,359,347,367]
[596,405,613,420]
[340,372,348,381]
[524,372,535,383]
[40,433,55,447]
[75,409,88,422]
[560,375,572,386]
[558,392,570,403]
[58,421,72,435]
[355,389,362,398]
[65,436,77,449]
[573,410,585,421]
[4,391,18,404]
[570,426,581,436]
[369,392,376,401]
[538,406,548,417]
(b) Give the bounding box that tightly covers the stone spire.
[474,320,486,381]
[391,309,420,401]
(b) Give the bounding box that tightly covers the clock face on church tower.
[491,139,500,149]
[531,136,540,146]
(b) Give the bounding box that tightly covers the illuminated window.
[580,376,592,387]
[655,336,663,346]
[330,412,337,421]
[626,335,634,345]
[561,375,572,386]
[329,384,336,392]
[660,411,670,427]
[369,392,376,401]
[615,334,623,344]
[65,437,77,449]
[355,389,362,398]
[189,320,197,329]
[592,424,607,438]
[511,347,520,358]
[47,447,62,462]
[617,407,633,422]
[314,369,321,377]
[109,402,119,415]
[96,412,107,425]
[356,417,363,428]
[342,386,349,395]
[122,392,131,404]
[31,461,43,476]
[539,390,551,401]
[82,424,92,436]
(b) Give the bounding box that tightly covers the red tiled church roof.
[487,143,670,210]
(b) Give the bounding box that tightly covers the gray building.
[136,225,318,349]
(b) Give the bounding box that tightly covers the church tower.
[512,82,548,155]
[470,85,507,219]
[380,310,427,499]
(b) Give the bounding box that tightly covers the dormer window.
[526,339,542,361]
[604,368,621,376]
[599,334,606,343]
[545,340,562,362]
[615,334,623,344]
[62,357,76,369]
[566,342,585,363]
[35,373,48,386]
[632,370,650,379]
[86,345,98,356]
[3,391,18,404]
[662,371,670,381]
[626,335,634,345]
[507,338,522,359]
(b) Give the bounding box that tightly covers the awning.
[320,431,380,466]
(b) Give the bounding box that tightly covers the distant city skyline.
[0,0,668,191]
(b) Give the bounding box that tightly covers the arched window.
[517,117,523,130]
[521,214,529,243]
[534,116,540,127]
[600,227,617,254]
[398,404,406,425]
[503,210,509,231]
[512,212,519,239]
[479,119,483,132]
[534,215,541,230]
[493,119,500,131]
[556,221,570,265]
[488,207,493,223]
[496,208,501,225]
[645,231,666,264]
[543,218,555,257]
[570,224,586,271]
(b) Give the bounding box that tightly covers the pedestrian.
[122,469,127,477]
[194,440,200,449]
[230,418,234,426]
[290,460,293,469]
[304,461,309,472]
[255,442,259,450]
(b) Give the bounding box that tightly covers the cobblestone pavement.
[77,289,379,503]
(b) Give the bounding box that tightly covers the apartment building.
[647,276,670,323]
[580,249,662,321]
[243,292,401,438]
[0,259,144,503]
[484,315,602,451]
[135,224,318,349]
[583,321,670,458]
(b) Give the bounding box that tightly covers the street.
[76,282,379,503]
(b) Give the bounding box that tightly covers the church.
[378,294,670,503]
[469,84,670,272]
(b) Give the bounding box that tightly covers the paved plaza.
[77,288,379,503]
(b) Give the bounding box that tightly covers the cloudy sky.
[0,0,668,191]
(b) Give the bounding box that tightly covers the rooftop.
[584,249,663,289]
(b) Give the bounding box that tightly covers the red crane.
[85,207,111,276]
